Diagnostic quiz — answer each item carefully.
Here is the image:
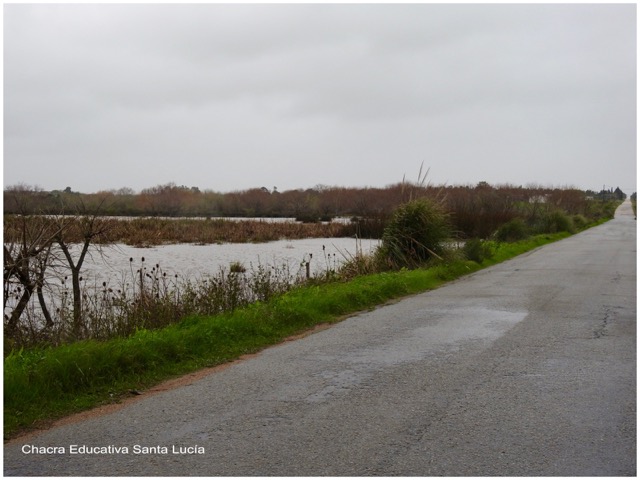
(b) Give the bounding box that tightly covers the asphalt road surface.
[4,201,636,476]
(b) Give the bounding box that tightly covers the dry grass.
[3,217,358,246]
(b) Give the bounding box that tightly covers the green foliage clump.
[495,218,529,242]
[585,200,620,221]
[337,252,387,280]
[601,202,619,219]
[537,210,575,234]
[572,214,589,230]
[463,238,495,263]
[379,199,452,269]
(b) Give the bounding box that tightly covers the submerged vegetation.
[3,178,626,438]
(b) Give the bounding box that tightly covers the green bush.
[585,200,620,221]
[572,214,588,230]
[537,210,575,234]
[463,238,495,263]
[379,199,452,269]
[495,218,529,242]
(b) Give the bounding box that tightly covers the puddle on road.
[302,306,528,404]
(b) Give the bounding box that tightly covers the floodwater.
[75,237,380,288]
[4,237,380,321]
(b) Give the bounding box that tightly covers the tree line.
[4,181,622,221]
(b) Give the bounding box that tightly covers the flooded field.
[68,237,380,288]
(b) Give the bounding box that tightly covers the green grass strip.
[3,230,575,438]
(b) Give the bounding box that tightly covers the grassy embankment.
[4,229,585,440]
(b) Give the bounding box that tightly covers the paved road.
[5,201,636,476]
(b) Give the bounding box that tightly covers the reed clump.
[378,198,452,269]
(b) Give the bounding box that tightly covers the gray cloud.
[4,3,636,193]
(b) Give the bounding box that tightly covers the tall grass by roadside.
[5,231,574,439]
[5,258,301,350]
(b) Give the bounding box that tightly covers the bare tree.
[4,243,55,334]
[4,189,114,344]
[3,186,66,338]
[53,197,113,339]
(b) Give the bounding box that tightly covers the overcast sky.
[3,3,637,194]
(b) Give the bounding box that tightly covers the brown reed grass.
[3,217,358,247]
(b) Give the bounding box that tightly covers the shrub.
[572,214,588,230]
[463,238,494,263]
[585,200,620,222]
[339,251,388,279]
[229,261,246,273]
[379,199,452,269]
[495,218,529,242]
[537,210,575,234]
